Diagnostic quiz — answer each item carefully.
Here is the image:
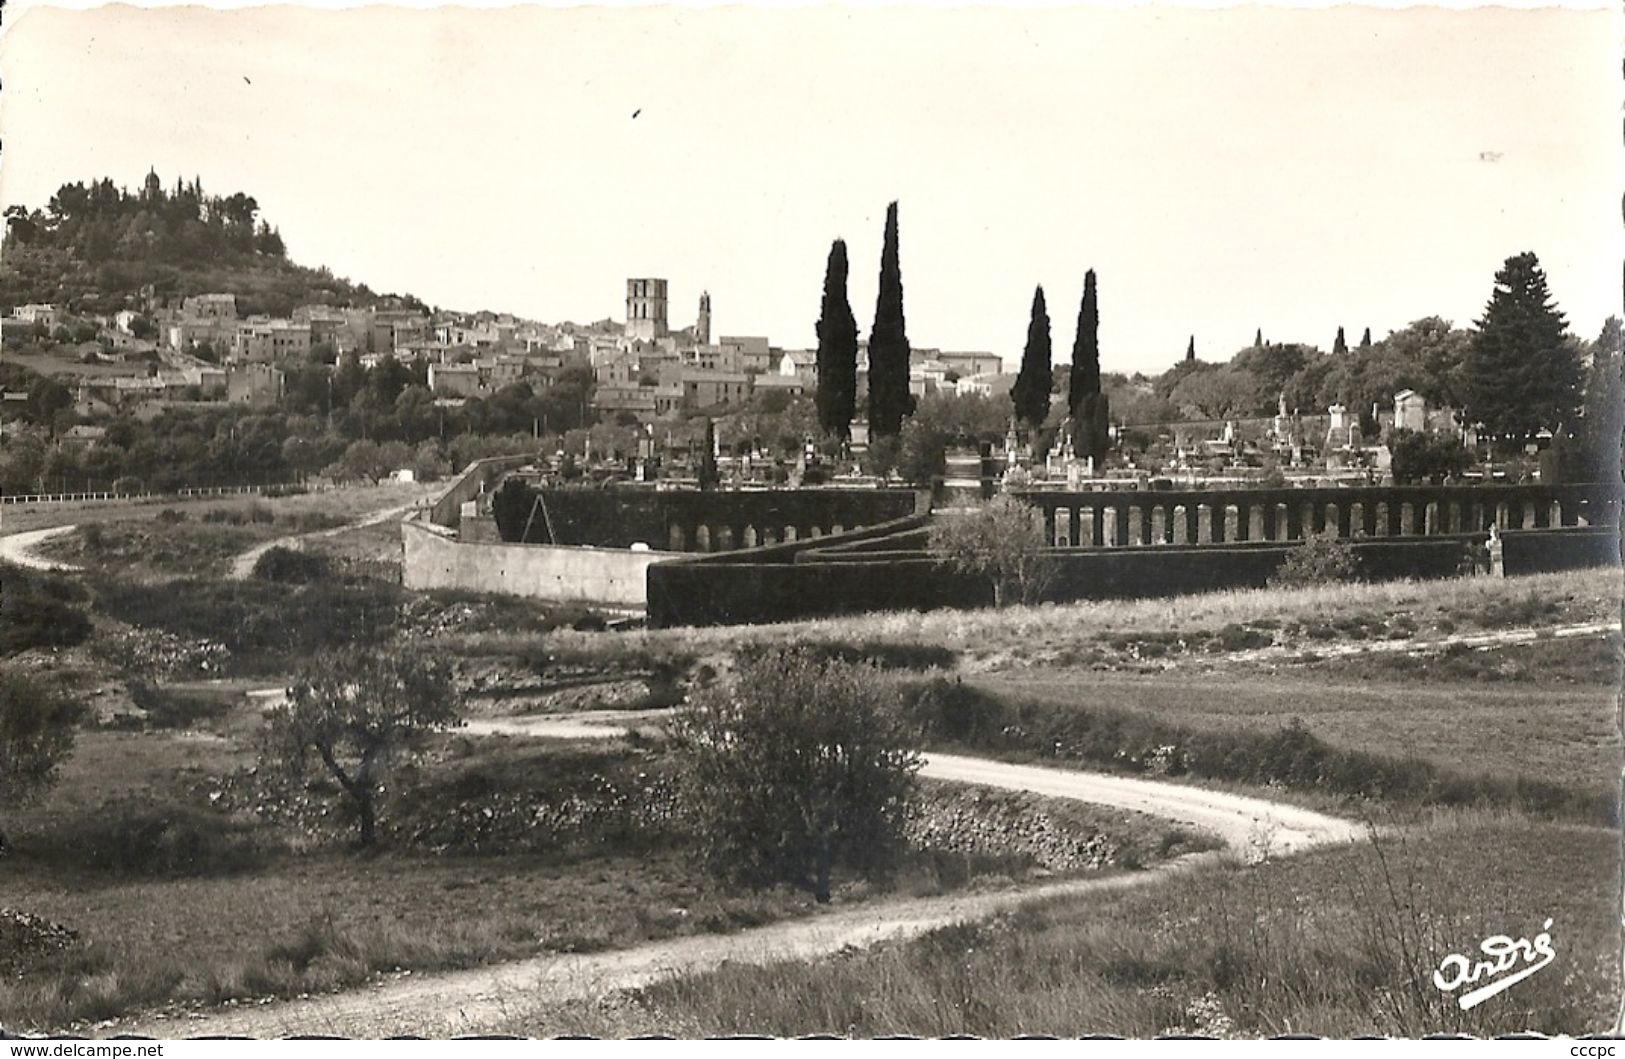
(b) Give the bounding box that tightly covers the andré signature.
[1433,919,1555,1010]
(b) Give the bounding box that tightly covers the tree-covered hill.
[0,172,399,317]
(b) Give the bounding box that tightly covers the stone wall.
[425,455,534,530]
[646,524,1619,628]
[401,520,675,607]
[490,482,925,552]
[1015,482,1618,547]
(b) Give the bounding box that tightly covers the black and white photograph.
[0,0,1618,1040]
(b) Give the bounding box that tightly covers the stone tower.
[696,291,712,346]
[625,278,669,341]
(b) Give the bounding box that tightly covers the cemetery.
[400,446,1620,625]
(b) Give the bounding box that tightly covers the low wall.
[645,525,1619,628]
[1013,482,1619,546]
[490,483,924,551]
[425,455,534,530]
[402,520,674,607]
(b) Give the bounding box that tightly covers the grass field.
[5,541,1619,1036]
[0,717,1186,1032]
[1,483,430,538]
[503,817,1620,1037]
[974,642,1621,804]
[511,569,1618,673]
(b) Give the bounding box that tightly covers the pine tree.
[814,239,859,439]
[1333,326,1348,356]
[867,202,912,439]
[1185,336,1196,363]
[1462,251,1580,444]
[1360,327,1372,350]
[1012,286,1052,429]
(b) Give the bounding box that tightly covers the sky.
[0,2,1618,375]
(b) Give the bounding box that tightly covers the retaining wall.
[490,483,925,552]
[646,525,1619,628]
[402,520,674,607]
[425,455,534,530]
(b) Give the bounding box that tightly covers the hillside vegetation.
[1,174,400,315]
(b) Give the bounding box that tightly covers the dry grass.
[1,722,1184,1032]
[1,482,431,537]
[974,657,1621,803]
[504,816,1620,1038]
[0,728,823,1032]
[501,568,1618,672]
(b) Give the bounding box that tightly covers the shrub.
[93,578,405,672]
[0,672,84,821]
[902,679,1601,821]
[1268,532,1360,589]
[125,682,237,730]
[154,508,188,524]
[0,565,91,656]
[251,546,332,584]
[1389,428,1473,485]
[735,640,956,673]
[903,677,1008,743]
[28,798,271,876]
[671,649,922,902]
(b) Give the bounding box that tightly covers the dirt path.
[103,614,1602,1036]
[114,741,1360,1039]
[228,498,426,580]
[0,525,81,571]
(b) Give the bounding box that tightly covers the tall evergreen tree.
[1333,326,1348,355]
[1011,286,1052,429]
[1185,335,1196,363]
[1462,251,1580,444]
[814,239,859,439]
[1068,271,1100,412]
[698,417,719,490]
[1254,328,1263,348]
[1579,315,1623,482]
[1360,327,1372,349]
[867,202,912,439]
[1068,271,1110,465]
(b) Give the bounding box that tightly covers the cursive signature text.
[1432,918,1555,1011]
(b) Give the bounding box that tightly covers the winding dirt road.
[115,712,1361,1038]
[0,525,81,571]
[227,497,427,580]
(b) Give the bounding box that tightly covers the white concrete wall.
[401,520,674,608]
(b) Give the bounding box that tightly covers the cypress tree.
[814,239,859,439]
[698,418,719,490]
[1012,286,1052,429]
[1185,336,1196,363]
[1068,270,1100,412]
[1359,327,1372,349]
[1068,271,1110,465]
[1333,326,1348,355]
[867,201,912,438]
[1462,251,1581,444]
[1254,328,1263,348]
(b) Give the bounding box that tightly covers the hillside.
[0,173,408,317]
